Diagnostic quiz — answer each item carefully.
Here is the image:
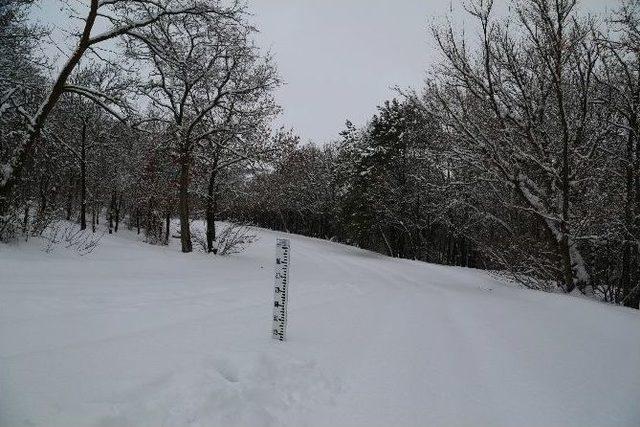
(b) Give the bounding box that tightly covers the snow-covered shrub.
[216,222,258,255]
[41,221,104,256]
[193,222,257,256]
[191,228,208,253]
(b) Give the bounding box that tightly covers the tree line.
[228,0,640,309]
[0,0,285,254]
[1,0,639,309]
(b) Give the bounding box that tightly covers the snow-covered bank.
[1,225,639,427]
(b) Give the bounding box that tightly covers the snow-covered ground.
[1,223,639,427]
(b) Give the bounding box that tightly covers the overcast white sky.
[248,0,612,143]
[248,0,438,143]
[36,0,613,144]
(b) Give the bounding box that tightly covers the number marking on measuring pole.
[272,238,290,341]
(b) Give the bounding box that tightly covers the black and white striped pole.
[272,238,290,341]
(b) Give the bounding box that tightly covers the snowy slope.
[1,224,639,427]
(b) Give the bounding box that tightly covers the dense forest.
[1,0,640,309]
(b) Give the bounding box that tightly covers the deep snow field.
[1,222,639,427]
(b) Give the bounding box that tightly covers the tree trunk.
[206,169,219,253]
[108,192,115,234]
[65,173,75,221]
[165,209,171,245]
[92,205,96,233]
[178,156,192,253]
[79,122,87,230]
[114,193,121,232]
[559,236,575,293]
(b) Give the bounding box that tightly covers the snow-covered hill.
[1,224,639,427]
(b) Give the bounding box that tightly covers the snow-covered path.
[1,225,639,426]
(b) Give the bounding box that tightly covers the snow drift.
[1,224,639,426]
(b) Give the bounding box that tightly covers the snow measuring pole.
[272,238,290,341]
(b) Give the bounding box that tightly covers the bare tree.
[128,7,279,252]
[0,0,238,231]
[426,0,608,292]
